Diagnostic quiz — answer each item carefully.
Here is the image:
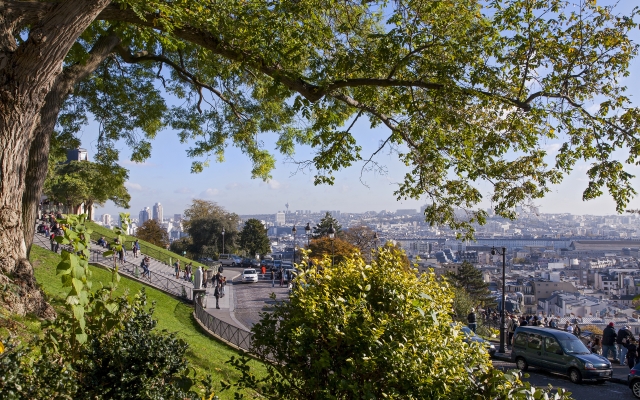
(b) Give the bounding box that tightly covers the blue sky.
[86,1,640,219]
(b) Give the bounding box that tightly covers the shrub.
[226,248,572,399]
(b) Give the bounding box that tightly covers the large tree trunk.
[22,33,121,256]
[0,0,111,318]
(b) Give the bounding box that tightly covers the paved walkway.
[31,228,267,337]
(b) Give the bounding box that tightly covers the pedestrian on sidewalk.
[174,260,180,279]
[141,256,151,279]
[271,269,275,287]
[602,322,619,363]
[132,240,139,258]
[618,325,635,365]
[279,267,284,287]
[221,276,226,297]
[507,315,519,346]
[214,284,221,309]
[467,308,477,334]
[627,338,639,370]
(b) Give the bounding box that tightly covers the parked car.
[511,326,612,383]
[241,269,258,283]
[459,326,496,356]
[628,363,640,398]
[261,259,274,270]
[271,260,282,271]
[218,254,242,267]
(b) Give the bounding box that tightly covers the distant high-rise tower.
[276,211,286,226]
[101,214,112,226]
[153,202,163,222]
[285,202,289,214]
[139,207,150,224]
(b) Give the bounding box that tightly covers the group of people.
[173,260,203,283]
[599,322,639,369]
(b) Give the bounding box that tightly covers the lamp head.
[305,222,311,233]
[292,225,297,234]
[491,247,497,256]
[328,224,335,238]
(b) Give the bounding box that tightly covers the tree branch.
[115,45,246,120]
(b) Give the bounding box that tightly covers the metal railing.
[194,301,253,352]
[88,247,194,301]
[88,230,205,268]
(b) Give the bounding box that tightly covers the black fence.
[194,301,253,352]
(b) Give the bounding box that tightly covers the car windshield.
[244,269,256,274]
[560,338,590,355]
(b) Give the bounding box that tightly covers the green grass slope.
[87,221,206,268]
[29,245,263,398]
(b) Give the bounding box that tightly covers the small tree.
[308,237,357,265]
[447,261,496,307]
[227,248,570,399]
[239,218,270,257]
[312,212,342,239]
[342,225,377,261]
[136,219,169,248]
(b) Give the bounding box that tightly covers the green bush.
[226,248,571,399]
[0,288,199,399]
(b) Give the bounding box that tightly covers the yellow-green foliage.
[229,248,571,399]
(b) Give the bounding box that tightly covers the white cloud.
[267,179,281,190]
[199,188,219,198]
[125,182,143,191]
[226,182,243,190]
[174,187,193,194]
[543,143,562,154]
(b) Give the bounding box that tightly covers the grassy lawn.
[29,245,264,398]
[87,221,206,268]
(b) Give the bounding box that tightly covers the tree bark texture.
[22,33,121,256]
[0,0,111,318]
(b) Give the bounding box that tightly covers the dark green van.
[511,326,612,383]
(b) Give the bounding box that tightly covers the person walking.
[271,269,275,288]
[174,260,180,279]
[507,315,519,346]
[618,325,635,365]
[602,322,619,363]
[279,267,284,287]
[221,276,226,297]
[132,240,139,258]
[467,308,477,334]
[627,338,639,370]
[141,256,151,279]
[214,284,221,309]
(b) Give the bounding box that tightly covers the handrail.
[193,301,253,353]
[87,246,194,301]
[33,229,195,301]
[87,229,205,268]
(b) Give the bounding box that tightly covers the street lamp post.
[292,225,297,263]
[222,228,225,255]
[305,222,311,246]
[328,224,335,267]
[491,246,507,354]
